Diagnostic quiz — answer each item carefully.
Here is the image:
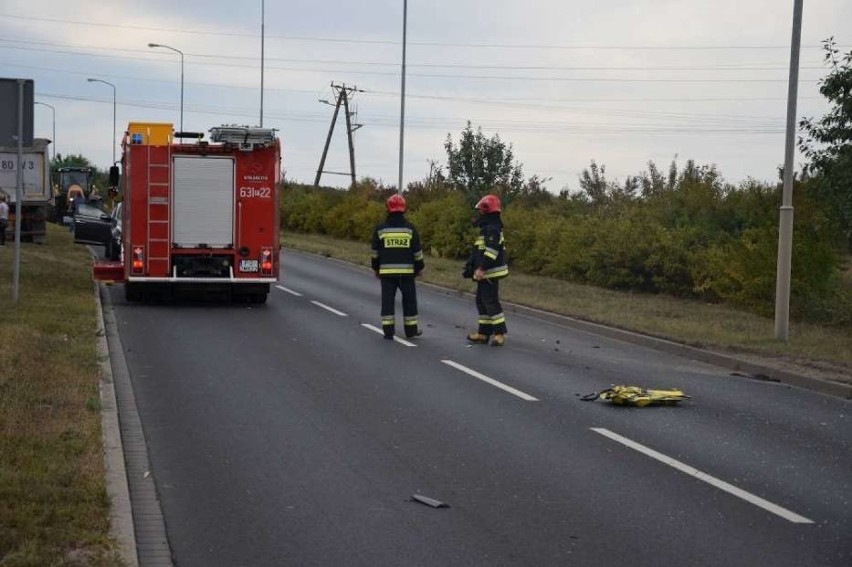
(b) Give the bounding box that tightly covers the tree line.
[281,41,852,327]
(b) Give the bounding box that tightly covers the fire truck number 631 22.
[239,186,272,198]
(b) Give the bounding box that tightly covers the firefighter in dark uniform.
[371,194,425,340]
[465,194,508,346]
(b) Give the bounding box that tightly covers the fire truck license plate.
[239,259,259,272]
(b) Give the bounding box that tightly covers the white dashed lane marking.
[310,300,348,317]
[274,285,302,296]
[590,427,814,524]
[361,324,417,347]
[441,359,538,402]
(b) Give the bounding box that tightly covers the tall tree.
[578,160,637,212]
[798,38,852,250]
[579,160,609,205]
[444,122,524,204]
[52,153,97,171]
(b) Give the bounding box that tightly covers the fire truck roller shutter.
[172,156,235,248]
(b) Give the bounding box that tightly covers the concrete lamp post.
[86,78,116,164]
[34,101,56,160]
[148,43,185,134]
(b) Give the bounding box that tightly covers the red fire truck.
[92,122,281,303]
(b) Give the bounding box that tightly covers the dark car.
[106,202,122,261]
[73,202,113,247]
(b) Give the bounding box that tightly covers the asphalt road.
[106,249,852,567]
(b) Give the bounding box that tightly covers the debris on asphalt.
[731,372,780,383]
[409,494,450,508]
[580,384,690,406]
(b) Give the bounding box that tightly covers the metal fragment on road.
[409,494,449,508]
[731,372,781,383]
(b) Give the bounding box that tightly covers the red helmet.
[386,194,406,213]
[475,194,502,214]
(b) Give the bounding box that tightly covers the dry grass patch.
[0,224,122,566]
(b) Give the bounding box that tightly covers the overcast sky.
[2,0,850,192]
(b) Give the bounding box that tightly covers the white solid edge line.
[275,285,302,296]
[361,323,416,347]
[310,300,348,317]
[441,359,538,402]
[590,428,814,524]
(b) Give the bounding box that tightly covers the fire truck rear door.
[171,156,234,248]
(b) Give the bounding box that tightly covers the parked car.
[72,201,113,247]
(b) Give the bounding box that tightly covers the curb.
[93,283,139,566]
[98,283,175,567]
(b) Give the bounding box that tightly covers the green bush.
[643,226,702,295]
[502,208,558,273]
[694,223,841,319]
[281,186,343,234]
[693,229,777,313]
[276,166,851,328]
[408,193,474,258]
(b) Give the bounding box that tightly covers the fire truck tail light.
[260,248,273,275]
[131,246,145,274]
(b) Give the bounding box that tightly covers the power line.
[366,89,818,105]
[15,73,814,133]
[1,12,846,50]
[0,61,322,95]
[3,49,816,133]
[0,43,823,83]
[27,77,800,128]
[10,60,819,107]
[0,37,830,71]
[38,91,786,135]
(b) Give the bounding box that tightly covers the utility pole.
[260,0,265,127]
[314,82,363,188]
[342,87,356,188]
[398,0,407,193]
[12,79,24,303]
[774,0,803,342]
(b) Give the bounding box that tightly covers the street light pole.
[774,0,803,342]
[397,0,407,193]
[260,0,265,127]
[87,78,116,165]
[34,101,56,161]
[148,43,184,133]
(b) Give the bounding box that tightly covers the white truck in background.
[0,138,52,244]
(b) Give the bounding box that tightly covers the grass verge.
[0,224,122,566]
[282,231,852,384]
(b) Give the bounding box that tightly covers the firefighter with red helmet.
[371,194,425,340]
[464,194,508,346]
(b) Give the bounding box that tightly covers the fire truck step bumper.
[93,260,126,283]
